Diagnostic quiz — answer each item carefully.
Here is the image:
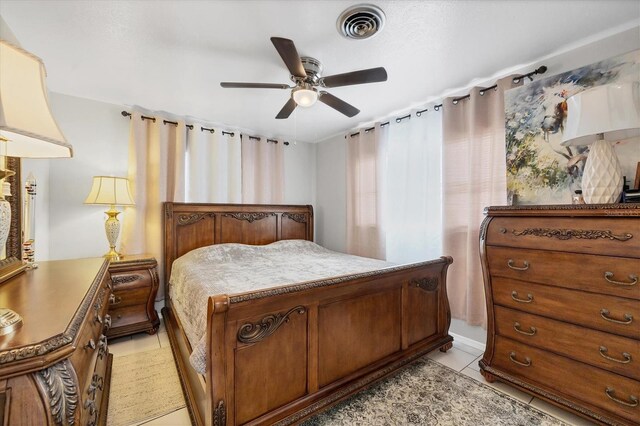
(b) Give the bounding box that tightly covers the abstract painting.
[505,50,639,205]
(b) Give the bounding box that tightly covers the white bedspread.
[169,240,392,374]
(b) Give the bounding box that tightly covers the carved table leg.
[439,341,453,352]
[146,325,159,335]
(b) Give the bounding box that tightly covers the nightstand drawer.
[487,246,639,299]
[495,306,640,380]
[486,216,639,257]
[110,269,153,290]
[109,305,149,329]
[111,286,150,308]
[492,277,639,339]
[494,336,640,424]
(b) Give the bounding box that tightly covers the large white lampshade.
[0,40,73,158]
[561,82,640,203]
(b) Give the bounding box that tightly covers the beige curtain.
[186,127,241,203]
[442,76,521,327]
[241,136,284,204]
[121,111,187,299]
[346,124,388,259]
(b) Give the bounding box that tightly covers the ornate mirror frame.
[0,157,24,283]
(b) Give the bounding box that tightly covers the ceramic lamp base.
[104,206,122,260]
[0,308,23,336]
[581,139,623,204]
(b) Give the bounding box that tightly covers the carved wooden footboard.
[162,203,453,426]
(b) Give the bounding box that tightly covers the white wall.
[30,93,317,261]
[314,25,640,346]
[315,134,347,252]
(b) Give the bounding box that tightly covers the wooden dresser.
[0,258,113,426]
[107,254,160,338]
[479,204,640,426]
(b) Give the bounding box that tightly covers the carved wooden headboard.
[163,202,314,287]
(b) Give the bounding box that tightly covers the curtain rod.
[345,65,547,138]
[121,111,290,145]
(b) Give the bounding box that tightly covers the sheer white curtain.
[241,136,284,204]
[386,110,442,264]
[186,127,241,203]
[442,76,521,327]
[121,110,187,298]
[346,124,388,260]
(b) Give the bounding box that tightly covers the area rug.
[107,347,186,426]
[303,357,566,425]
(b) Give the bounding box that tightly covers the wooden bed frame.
[162,202,453,426]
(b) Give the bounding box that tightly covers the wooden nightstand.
[107,254,160,338]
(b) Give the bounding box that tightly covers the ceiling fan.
[220,37,388,119]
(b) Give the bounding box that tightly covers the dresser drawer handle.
[511,291,533,303]
[85,339,96,350]
[507,259,529,271]
[600,309,633,325]
[599,346,632,364]
[110,295,122,306]
[514,322,537,336]
[604,272,638,287]
[605,387,638,407]
[104,314,112,330]
[509,351,531,367]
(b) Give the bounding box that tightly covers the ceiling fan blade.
[320,67,388,88]
[319,92,360,117]
[276,97,297,119]
[220,82,290,89]
[270,37,307,79]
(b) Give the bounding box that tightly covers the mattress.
[169,239,392,373]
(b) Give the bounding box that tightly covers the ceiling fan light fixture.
[292,87,318,107]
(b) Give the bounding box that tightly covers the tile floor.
[108,325,596,426]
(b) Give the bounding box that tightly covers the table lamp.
[561,82,640,203]
[84,176,135,260]
[0,38,74,336]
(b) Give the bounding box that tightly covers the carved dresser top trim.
[0,259,109,366]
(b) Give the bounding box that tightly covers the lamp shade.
[561,82,640,147]
[84,176,135,206]
[0,40,73,158]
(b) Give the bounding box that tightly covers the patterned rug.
[304,357,566,425]
[107,347,186,426]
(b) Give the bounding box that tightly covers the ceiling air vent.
[337,4,386,40]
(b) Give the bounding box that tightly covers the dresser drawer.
[69,275,111,391]
[492,277,639,339]
[486,216,639,257]
[495,306,640,380]
[487,246,639,299]
[493,336,640,424]
[81,340,110,426]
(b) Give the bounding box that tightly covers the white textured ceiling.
[1,1,639,142]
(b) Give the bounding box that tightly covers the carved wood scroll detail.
[237,306,306,344]
[213,400,226,426]
[511,228,632,241]
[112,274,141,285]
[282,212,307,223]
[36,359,78,426]
[177,213,215,226]
[223,212,276,223]
[410,277,439,292]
